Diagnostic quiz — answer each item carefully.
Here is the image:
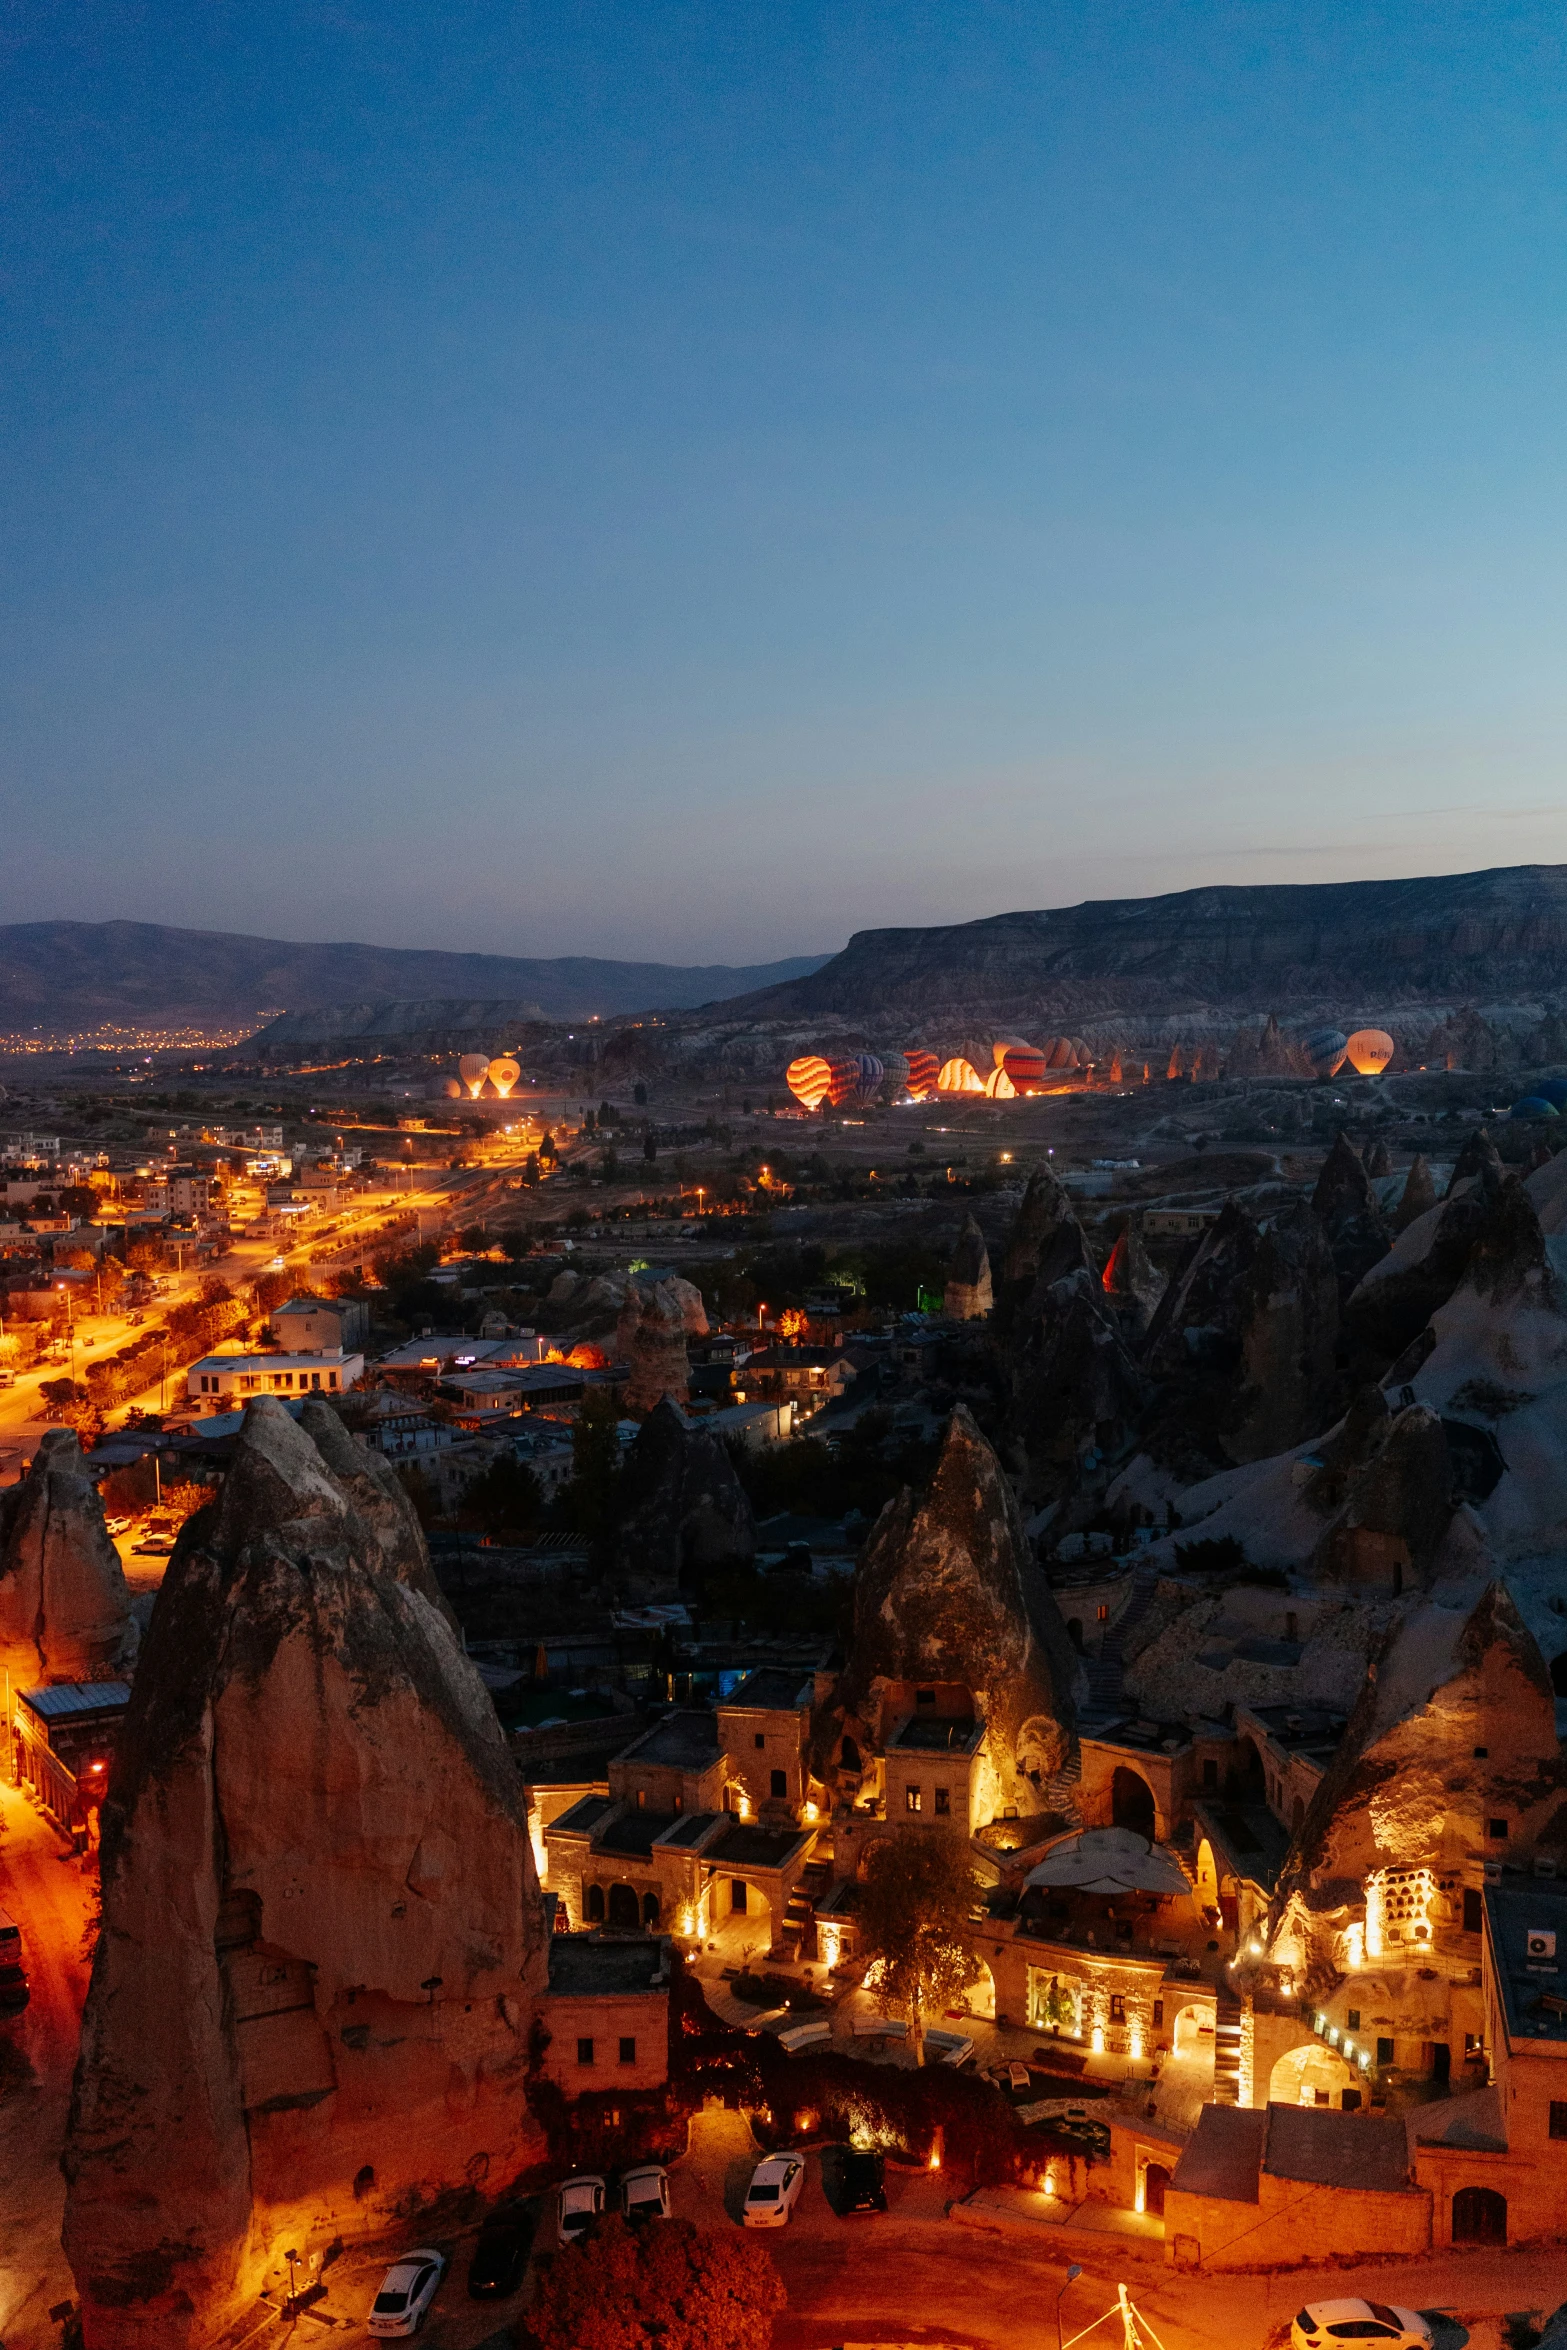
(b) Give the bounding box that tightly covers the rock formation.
[297,1397,461,1634]
[991,1166,1080,1338]
[1310,1402,1456,1591]
[1142,1200,1339,1469]
[617,1276,707,1414]
[1266,1582,1567,1995]
[1394,1153,1436,1231]
[944,1214,993,1321]
[62,1400,548,2349]
[1342,1170,1513,1370]
[1310,1132,1391,1297]
[611,1398,755,1598]
[820,1406,1079,1820]
[1004,1259,1144,1505]
[1445,1126,1505,1198]
[1101,1220,1166,1339]
[0,1429,135,1692]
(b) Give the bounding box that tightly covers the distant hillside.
[711,866,1567,1031]
[0,921,834,1033]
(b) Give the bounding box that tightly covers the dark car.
[467,2208,533,2300]
[839,2150,887,2214]
[0,1960,29,2013]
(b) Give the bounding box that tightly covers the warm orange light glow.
[777,1307,808,1340]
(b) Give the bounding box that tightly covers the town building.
[187,1350,363,1404]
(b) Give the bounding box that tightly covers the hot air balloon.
[1512,1095,1560,1121]
[879,1051,911,1095]
[999,1043,1047,1090]
[786,1055,833,1110]
[937,1056,986,1094]
[458,1054,491,1098]
[1302,1028,1348,1080]
[848,1052,884,1105]
[984,1065,1016,1099]
[488,1055,521,1099]
[905,1049,940,1100]
[1042,1037,1079,1072]
[827,1057,864,1108]
[1345,1028,1394,1077]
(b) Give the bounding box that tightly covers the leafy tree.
[554,1385,624,1540]
[459,1454,543,1541]
[855,1830,985,2065]
[530,2215,783,2350]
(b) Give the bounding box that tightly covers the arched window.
[586,1884,605,1923]
[1452,2186,1506,2245]
[642,1891,661,1927]
[608,1883,640,1932]
[1111,1766,1156,1840]
[840,1735,862,1772]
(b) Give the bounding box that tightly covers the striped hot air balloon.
[984,1065,1016,1098]
[1042,1037,1078,1071]
[827,1057,863,1108]
[999,1043,1047,1090]
[938,1056,987,1094]
[849,1052,884,1105]
[904,1049,939,1099]
[786,1055,833,1109]
[1303,1028,1349,1079]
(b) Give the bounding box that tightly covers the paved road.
[0,1781,94,2345]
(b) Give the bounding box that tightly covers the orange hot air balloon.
[904,1050,940,1099]
[984,1065,1016,1098]
[786,1055,833,1109]
[999,1044,1047,1090]
[458,1054,491,1098]
[826,1057,862,1108]
[937,1056,986,1094]
[488,1056,521,1099]
[1345,1028,1395,1077]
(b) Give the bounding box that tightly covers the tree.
[459,1454,543,1541]
[530,2215,783,2350]
[555,1384,623,1540]
[855,1830,985,2065]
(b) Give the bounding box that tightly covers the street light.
[1057,2262,1082,2350]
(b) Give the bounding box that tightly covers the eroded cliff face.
[611,1397,755,1599]
[63,1400,547,2350]
[0,1428,136,1690]
[822,1407,1080,1817]
[617,1277,707,1414]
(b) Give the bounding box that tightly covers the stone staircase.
[1082,1571,1159,1712]
[1212,1994,1244,2104]
[1044,1747,1084,1827]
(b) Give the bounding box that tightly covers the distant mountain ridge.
[708,865,1567,1031]
[0,921,835,1033]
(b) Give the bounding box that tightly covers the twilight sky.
[4,2,1567,964]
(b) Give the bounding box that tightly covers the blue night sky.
[3,2,1567,963]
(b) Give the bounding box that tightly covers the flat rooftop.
[1264,2103,1413,2194]
[893,1715,983,1755]
[1488,1883,1567,2046]
[546,1936,669,1997]
[1170,2106,1265,2205]
[597,1811,680,1859]
[704,1821,810,1870]
[1193,1800,1292,1894]
[615,1711,722,1770]
[723,1668,814,1712]
[548,1794,618,1839]
[18,1681,132,1722]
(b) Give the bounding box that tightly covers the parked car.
[104,1516,133,1536]
[132,1538,174,1557]
[0,1906,28,2012]
[743,2155,805,2228]
[367,2248,445,2338]
[556,2174,606,2247]
[838,2149,887,2215]
[620,2165,671,2223]
[1292,2303,1434,2350]
[466,2207,532,2299]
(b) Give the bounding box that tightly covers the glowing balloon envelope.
[826,1057,862,1108]
[1345,1028,1394,1077]
[937,1056,986,1094]
[999,1044,1047,1090]
[984,1065,1016,1098]
[458,1053,491,1098]
[905,1049,940,1100]
[1303,1028,1349,1080]
[786,1055,833,1110]
[488,1056,521,1099]
[849,1051,884,1105]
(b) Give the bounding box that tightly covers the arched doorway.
[1112,1767,1156,1840]
[1172,2003,1213,2056]
[586,1884,605,1924]
[963,1959,996,2022]
[1452,2186,1506,2245]
[641,1890,661,1927]
[1141,2161,1172,2217]
[1268,2040,1360,2109]
[1195,1839,1219,1909]
[608,1883,640,1931]
[1067,1618,1084,1651]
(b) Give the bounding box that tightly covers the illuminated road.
[0,1782,92,2342]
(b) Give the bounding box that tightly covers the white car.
[556,2172,606,2247]
[367,2247,445,2337]
[621,2163,671,2222]
[1292,2302,1434,2350]
[743,2154,806,2228]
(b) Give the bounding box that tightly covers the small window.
[1463,1888,1483,1932]
[1376,2037,1394,2067]
[754,1733,766,1750]
[1152,2001,1164,2028]
[906,1786,922,1813]
[1341,2088,1362,2111]
[934,1787,950,1816]
[1347,2008,1361,2030]
[1474,1745,1489,1758]
[620,2036,637,2066]
[770,1770,787,1799]
[1096,1604,1109,1622]
[636,1789,646,1810]
[1488,1818,1508,1841]
[916,1688,935,1707]
[577,2037,595,2066]
[1110,1995,1125,2022]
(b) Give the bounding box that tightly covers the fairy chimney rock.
[62,1399,547,2350]
[945,1214,993,1321]
[828,1405,1078,1816]
[296,1395,460,1635]
[0,1428,136,1691]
